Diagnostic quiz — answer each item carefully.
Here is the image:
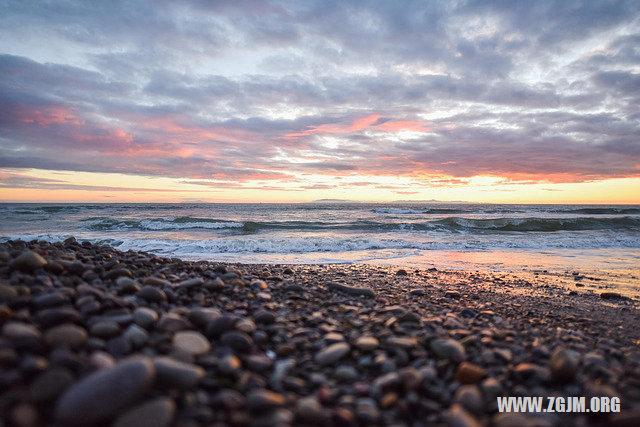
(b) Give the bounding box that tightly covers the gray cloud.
[0,0,639,188]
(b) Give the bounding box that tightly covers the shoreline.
[1,238,639,425]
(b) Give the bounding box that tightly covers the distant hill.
[392,199,468,203]
[309,199,362,203]
[309,199,468,204]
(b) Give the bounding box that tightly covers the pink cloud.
[281,114,432,140]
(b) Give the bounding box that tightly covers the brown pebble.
[455,362,487,384]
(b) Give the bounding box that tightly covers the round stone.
[315,342,350,365]
[133,307,158,329]
[11,251,47,272]
[355,336,379,351]
[0,285,18,300]
[45,324,87,349]
[123,324,149,348]
[549,347,580,383]
[136,286,167,303]
[454,385,483,414]
[112,398,175,427]
[455,362,487,384]
[220,331,253,352]
[253,309,275,324]
[54,357,156,426]
[90,321,120,338]
[2,322,41,341]
[206,315,238,337]
[246,389,286,412]
[218,354,241,375]
[153,357,205,390]
[295,397,324,424]
[431,338,466,363]
[173,331,211,356]
[30,368,75,402]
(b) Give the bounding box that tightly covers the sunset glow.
[1,1,639,203]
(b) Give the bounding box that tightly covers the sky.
[1,0,639,203]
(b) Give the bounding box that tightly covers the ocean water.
[1,203,640,273]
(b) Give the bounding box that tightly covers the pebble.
[116,277,140,294]
[123,324,149,348]
[219,354,241,374]
[447,403,481,427]
[188,307,222,327]
[3,321,42,341]
[454,385,483,414]
[11,403,38,427]
[90,321,121,338]
[512,363,549,381]
[326,281,375,298]
[235,318,257,333]
[335,365,359,382]
[355,397,379,423]
[30,368,75,402]
[178,277,204,288]
[112,397,176,427]
[156,313,189,332]
[600,292,623,300]
[246,389,286,412]
[3,239,640,426]
[54,357,155,425]
[33,292,67,308]
[431,338,466,363]
[445,290,462,299]
[387,336,418,348]
[206,315,238,337]
[220,330,253,352]
[173,330,211,356]
[133,307,158,329]
[245,354,273,371]
[11,251,47,272]
[355,336,379,351]
[36,307,82,325]
[105,268,133,280]
[549,347,580,383]
[90,351,116,370]
[136,286,167,303]
[45,324,87,349]
[153,356,205,389]
[142,276,171,287]
[315,342,350,365]
[455,362,487,384]
[254,309,276,324]
[0,284,18,300]
[295,396,324,424]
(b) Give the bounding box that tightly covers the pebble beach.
[1,238,639,426]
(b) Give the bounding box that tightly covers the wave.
[432,216,640,232]
[77,215,640,233]
[4,232,640,257]
[83,217,244,231]
[553,207,640,215]
[371,207,466,214]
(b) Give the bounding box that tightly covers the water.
[1,203,639,273]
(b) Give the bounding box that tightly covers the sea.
[1,203,639,275]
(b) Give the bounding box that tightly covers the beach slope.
[1,238,639,426]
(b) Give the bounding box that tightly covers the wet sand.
[1,238,639,426]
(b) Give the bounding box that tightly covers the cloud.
[0,0,639,191]
[0,172,194,192]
